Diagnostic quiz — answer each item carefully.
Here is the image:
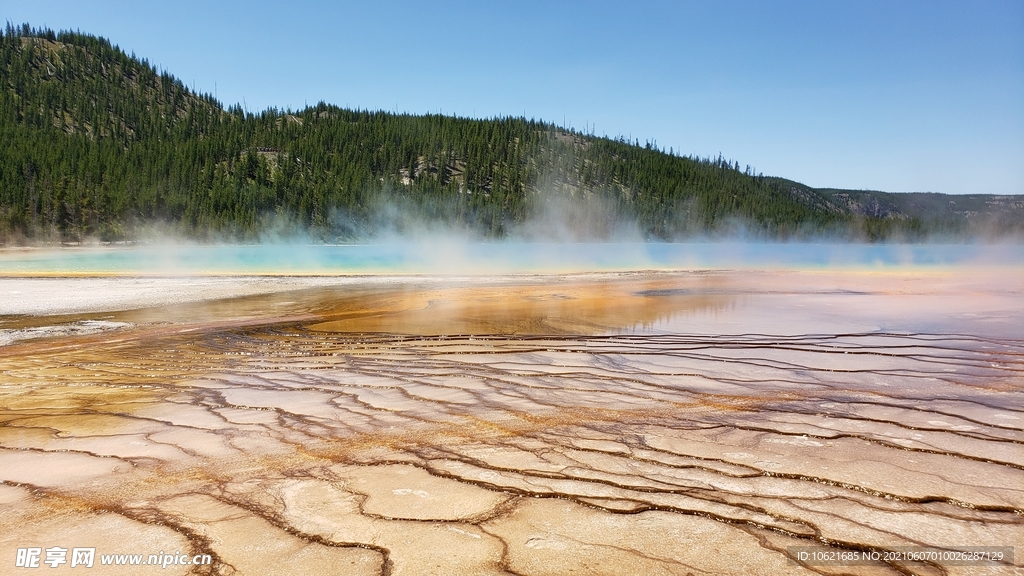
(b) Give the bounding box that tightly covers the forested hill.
[1,24,1021,244]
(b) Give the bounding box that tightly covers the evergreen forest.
[2,24,1021,245]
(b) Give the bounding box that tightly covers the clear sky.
[5,0,1023,195]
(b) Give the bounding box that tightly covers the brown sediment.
[1,269,1022,574]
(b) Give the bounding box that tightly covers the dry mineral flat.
[0,268,1022,575]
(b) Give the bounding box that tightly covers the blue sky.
[5,0,1023,195]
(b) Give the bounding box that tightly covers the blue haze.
[2,244,1020,275]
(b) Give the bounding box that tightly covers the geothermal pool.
[0,248,1022,575]
[2,242,1021,275]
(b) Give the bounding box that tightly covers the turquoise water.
[0,242,1019,275]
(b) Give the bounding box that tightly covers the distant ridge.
[1,23,1021,244]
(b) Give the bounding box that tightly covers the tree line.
[2,24,969,244]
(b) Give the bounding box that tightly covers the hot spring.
[1,242,1021,575]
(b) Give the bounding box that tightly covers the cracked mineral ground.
[0,268,1022,575]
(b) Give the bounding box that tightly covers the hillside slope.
[1,24,1020,244]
